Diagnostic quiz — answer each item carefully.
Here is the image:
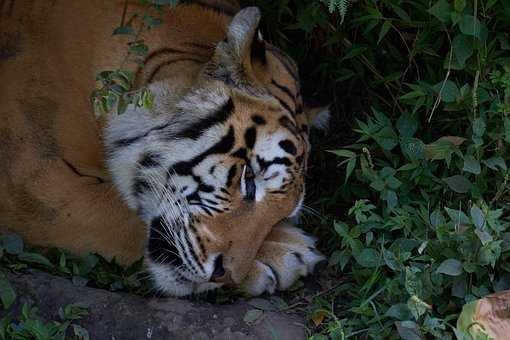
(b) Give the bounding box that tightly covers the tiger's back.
[0,0,237,260]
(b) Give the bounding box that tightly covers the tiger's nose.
[210,254,226,282]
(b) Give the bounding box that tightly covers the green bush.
[247,0,510,338]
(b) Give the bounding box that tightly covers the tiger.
[0,0,329,296]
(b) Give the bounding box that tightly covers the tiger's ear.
[212,7,266,77]
[304,104,331,131]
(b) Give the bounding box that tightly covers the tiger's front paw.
[241,222,324,296]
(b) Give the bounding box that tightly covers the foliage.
[0,303,89,340]
[90,0,180,116]
[0,235,151,296]
[0,234,149,340]
[247,0,510,338]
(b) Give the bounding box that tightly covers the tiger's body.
[0,0,327,296]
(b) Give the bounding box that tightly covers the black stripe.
[214,194,229,202]
[184,231,205,272]
[256,155,292,169]
[148,216,183,266]
[275,95,295,116]
[139,153,161,167]
[226,164,237,187]
[148,58,203,83]
[113,122,175,149]
[170,126,234,176]
[251,115,266,125]
[279,140,297,155]
[62,159,104,183]
[267,46,299,82]
[174,99,234,140]
[271,79,295,102]
[180,41,215,52]
[133,178,150,196]
[278,116,300,138]
[263,262,280,288]
[145,47,208,64]
[232,147,247,161]
[244,126,257,149]
[194,0,237,16]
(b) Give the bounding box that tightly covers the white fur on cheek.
[289,192,304,218]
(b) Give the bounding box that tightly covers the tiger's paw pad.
[241,225,324,296]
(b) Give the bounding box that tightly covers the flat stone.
[2,270,306,340]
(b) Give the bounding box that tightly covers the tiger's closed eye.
[241,164,256,200]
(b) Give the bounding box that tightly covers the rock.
[2,270,306,340]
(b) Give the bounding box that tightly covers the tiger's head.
[105,6,329,296]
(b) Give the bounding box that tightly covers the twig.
[428,29,453,123]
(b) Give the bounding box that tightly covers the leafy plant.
[90,0,181,116]
[0,303,89,340]
[247,0,510,337]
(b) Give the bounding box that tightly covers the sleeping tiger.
[0,0,329,296]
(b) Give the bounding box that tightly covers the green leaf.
[383,248,400,271]
[377,21,392,44]
[72,324,90,340]
[385,190,398,209]
[385,304,412,320]
[0,272,16,309]
[436,259,463,276]
[470,205,485,229]
[400,138,425,161]
[18,252,54,268]
[142,15,163,28]
[243,309,263,324]
[463,155,481,174]
[396,114,418,138]
[354,248,380,268]
[407,295,429,320]
[329,250,351,270]
[405,267,423,296]
[345,157,357,183]
[112,26,136,36]
[459,15,488,40]
[445,207,470,225]
[400,90,425,101]
[472,117,486,137]
[428,0,451,23]
[454,0,466,12]
[479,241,502,267]
[128,42,149,56]
[475,229,493,245]
[434,80,459,103]
[483,157,507,171]
[334,222,349,238]
[452,34,474,67]
[327,149,356,158]
[0,234,23,255]
[443,175,472,193]
[430,210,445,228]
[395,320,422,340]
